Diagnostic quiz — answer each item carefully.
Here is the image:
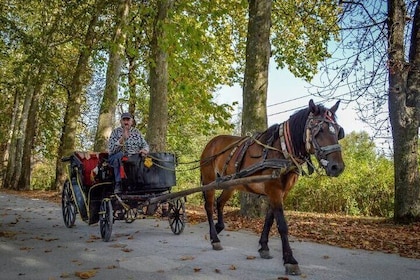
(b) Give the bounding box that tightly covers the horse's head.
[304,99,345,177]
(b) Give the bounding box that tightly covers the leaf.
[0,231,17,238]
[60,272,71,278]
[246,255,256,260]
[180,255,195,261]
[74,270,97,279]
[193,267,201,272]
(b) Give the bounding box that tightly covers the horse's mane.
[257,123,280,145]
[254,102,333,158]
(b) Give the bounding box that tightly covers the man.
[108,112,149,194]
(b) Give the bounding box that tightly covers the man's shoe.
[114,182,122,194]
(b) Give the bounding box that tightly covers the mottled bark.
[387,0,420,222]
[240,0,272,218]
[53,0,106,191]
[146,0,173,152]
[94,0,131,151]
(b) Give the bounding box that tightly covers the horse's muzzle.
[325,160,345,177]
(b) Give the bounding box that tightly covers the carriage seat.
[74,152,110,187]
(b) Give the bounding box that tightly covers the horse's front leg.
[203,190,223,250]
[258,206,274,259]
[274,207,301,275]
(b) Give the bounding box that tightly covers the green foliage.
[285,132,394,217]
[30,160,55,190]
[271,0,340,80]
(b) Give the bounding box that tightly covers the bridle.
[304,110,344,167]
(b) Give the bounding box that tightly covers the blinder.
[338,126,345,140]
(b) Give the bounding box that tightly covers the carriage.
[60,99,345,276]
[61,151,185,242]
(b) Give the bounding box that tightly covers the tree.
[315,1,420,222]
[239,0,272,217]
[53,0,108,190]
[94,0,131,151]
[146,0,173,152]
[388,0,420,222]
[239,0,340,217]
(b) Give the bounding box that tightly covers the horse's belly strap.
[217,159,292,182]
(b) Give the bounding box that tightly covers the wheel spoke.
[168,198,185,235]
[62,180,76,228]
[99,198,113,242]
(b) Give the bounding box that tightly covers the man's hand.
[123,126,130,139]
[139,149,148,156]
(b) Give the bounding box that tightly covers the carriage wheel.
[168,198,186,235]
[125,208,137,223]
[61,180,76,228]
[99,198,113,242]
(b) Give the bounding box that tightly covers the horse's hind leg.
[274,207,301,275]
[258,207,275,259]
[215,189,234,234]
[203,189,223,250]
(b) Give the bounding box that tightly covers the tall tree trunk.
[2,85,26,190]
[18,70,46,190]
[1,88,20,188]
[53,1,105,191]
[3,71,34,190]
[94,0,130,151]
[240,0,272,217]
[388,0,420,222]
[146,0,172,152]
[127,55,137,116]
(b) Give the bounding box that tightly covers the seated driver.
[108,112,149,194]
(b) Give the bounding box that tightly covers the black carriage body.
[63,151,177,225]
[123,152,177,193]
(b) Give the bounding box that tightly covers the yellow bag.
[144,157,153,168]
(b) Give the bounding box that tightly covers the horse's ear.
[309,99,319,114]
[330,100,340,114]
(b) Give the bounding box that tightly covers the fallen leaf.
[246,255,256,260]
[60,272,71,278]
[75,270,97,279]
[229,265,236,270]
[0,231,17,238]
[107,265,117,269]
[193,267,201,272]
[19,247,33,251]
[180,255,195,261]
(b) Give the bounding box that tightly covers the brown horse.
[200,99,345,275]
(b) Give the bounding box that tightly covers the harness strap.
[218,159,293,182]
[221,137,249,176]
[284,121,295,156]
[235,136,254,173]
[279,123,289,158]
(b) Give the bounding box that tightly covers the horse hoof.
[212,242,223,250]
[285,263,301,275]
[259,250,273,259]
